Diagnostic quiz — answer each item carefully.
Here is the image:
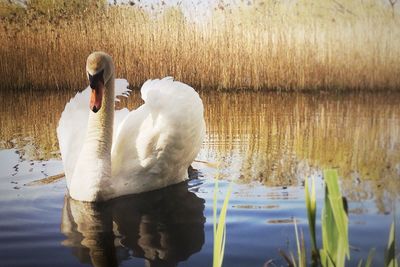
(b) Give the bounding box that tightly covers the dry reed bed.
[1,4,400,91]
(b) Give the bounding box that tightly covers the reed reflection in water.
[0,90,399,212]
[61,181,205,267]
[201,92,400,208]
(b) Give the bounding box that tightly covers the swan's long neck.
[69,76,115,201]
[86,78,115,157]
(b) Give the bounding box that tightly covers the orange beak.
[89,82,104,113]
[88,70,105,113]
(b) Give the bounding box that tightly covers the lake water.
[0,90,399,266]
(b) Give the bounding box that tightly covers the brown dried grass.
[1,1,400,91]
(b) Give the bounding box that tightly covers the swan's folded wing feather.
[111,77,205,193]
[114,79,131,102]
[113,79,132,142]
[57,88,90,188]
[57,79,131,188]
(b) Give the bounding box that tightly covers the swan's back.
[111,77,205,195]
[140,77,203,113]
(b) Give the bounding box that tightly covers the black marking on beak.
[92,106,100,113]
[88,69,105,89]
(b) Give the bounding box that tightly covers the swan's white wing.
[57,88,89,188]
[111,77,205,195]
[113,79,132,142]
[57,79,131,188]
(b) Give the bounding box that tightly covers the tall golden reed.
[1,1,400,91]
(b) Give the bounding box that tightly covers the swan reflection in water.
[61,181,205,267]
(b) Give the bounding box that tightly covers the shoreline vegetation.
[1,0,400,91]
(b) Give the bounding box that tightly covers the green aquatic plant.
[294,219,307,267]
[356,218,398,267]
[320,169,350,267]
[294,169,398,267]
[294,169,349,267]
[305,175,318,261]
[357,248,375,267]
[385,221,398,267]
[277,220,308,267]
[213,173,232,267]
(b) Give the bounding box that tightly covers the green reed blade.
[305,176,317,256]
[213,176,218,239]
[321,169,349,267]
[365,248,376,267]
[290,251,297,267]
[321,196,339,267]
[213,175,219,267]
[294,219,306,267]
[319,249,336,267]
[301,229,307,267]
[325,169,349,257]
[279,249,295,267]
[385,222,398,267]
[219,226,227,267]
[213,179,232,267]
[294,219,301,267]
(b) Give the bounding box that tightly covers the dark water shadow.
[60,181,205,267]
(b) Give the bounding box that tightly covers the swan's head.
[86,52,114,113]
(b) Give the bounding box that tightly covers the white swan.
[57,52,205,202]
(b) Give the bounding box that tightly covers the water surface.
[0,90,399,266]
